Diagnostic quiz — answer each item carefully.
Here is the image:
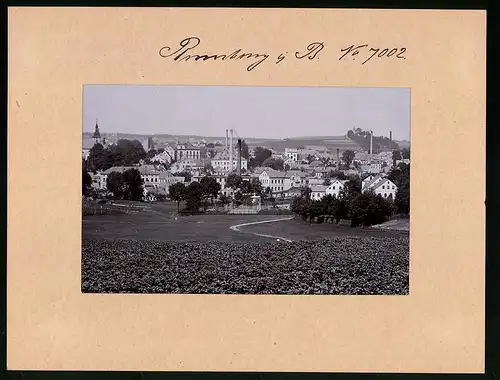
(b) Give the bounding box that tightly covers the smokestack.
[389,130,392,149]
[370,130,373,155]
[337,148,340,170]
[225,129,228,149]
[237,139,242,176]
[229,129,233,172]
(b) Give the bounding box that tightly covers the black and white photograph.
[82,85,411,295]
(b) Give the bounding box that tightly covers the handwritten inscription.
[339,44,407,65]
[159,37,269,72]
[158,37,406,71]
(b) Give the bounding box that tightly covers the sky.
[83,85,410,141]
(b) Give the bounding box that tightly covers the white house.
[211,154,248,172]
[284,148,300,162]
[363,175,398,199]
[310,185,327,201]
[90,172,108,190]
[325,179,348,198]
[259,169,286,193]
[370,178,397,199]
[362,174,385,191]
[152,145,176,164]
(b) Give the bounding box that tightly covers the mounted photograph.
[82,85,411,295]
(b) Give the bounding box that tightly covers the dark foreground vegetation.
[82,235,409,295]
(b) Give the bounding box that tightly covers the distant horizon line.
[82,131,410,142]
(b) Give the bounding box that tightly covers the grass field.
[82,200,410,294]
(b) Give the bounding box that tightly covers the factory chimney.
[225,129,228,149]
[370,130,373,155]
[237,139,242,176]
[229,129,233,172]
[337,148,340,170]
[389,130,392,149]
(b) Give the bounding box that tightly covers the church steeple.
[92,118,101,144]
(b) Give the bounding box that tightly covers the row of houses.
[89,162,398,202]
[308,174,398,201]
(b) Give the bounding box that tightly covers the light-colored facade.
[285,148,300,162]
[325,179,348,198]
[361,161,382,174]
[310,185,327,200]
[211,157,248,171]
[176,143,201,161]
[362,175,398,199]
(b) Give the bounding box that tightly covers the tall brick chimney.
[237,139,242,176]
[337,148,340,170]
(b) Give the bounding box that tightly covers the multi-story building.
[175,142,201,161]
[362,175,398,199]
[158,172,185,192]
[211,152,248,172]
[325,179,348,198]
[310,185,327,200]
[361,160,383,174]
[284,148,300,162]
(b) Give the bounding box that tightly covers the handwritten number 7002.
[339,44,406,64]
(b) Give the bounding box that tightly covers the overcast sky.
[83,85,410,141]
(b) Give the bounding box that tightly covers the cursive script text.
[159,37,269,72]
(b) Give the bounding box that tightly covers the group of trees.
[291,166,410,227]
[168,176,222,212]
[168,174,268,212]
[105,168,144,201]
[347,128,400,153]
[248,147,272,168]
[86,139,147,172]
[388,163,410,214]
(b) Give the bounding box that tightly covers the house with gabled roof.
[363,176,397,199]
[325,179,349,198]
[310,185,328,201]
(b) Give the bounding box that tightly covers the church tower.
[92,119,101,145]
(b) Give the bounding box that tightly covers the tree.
[82,171,92,196]
[173,171,192,182]
[341,177,362,200]
[184,182,203,211]
[87,143,106,172]
[262,157,284,171]
[106,171,126,199]
[284,164,291,171]
[219,194,230,206]
[392,150,402,166]
[203,162,214,175]
[342,150,355,167]
[250,178,263,195]
[169,182,187,212]
[240,180,253,194]
[352,191,393,226]
[241,140,249,159]
[306,154,316,164]
[200,176,221,203]
[116,139,147,165]
[233,190,244,207]
[122,168,144,201]
[251,147,272,167]
[323,178,331,186]
[226,173,243,190]
[401,147,410,160]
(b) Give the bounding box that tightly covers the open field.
[83,208,408,243]
[82,235,409,294]
[82,201,409,294]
